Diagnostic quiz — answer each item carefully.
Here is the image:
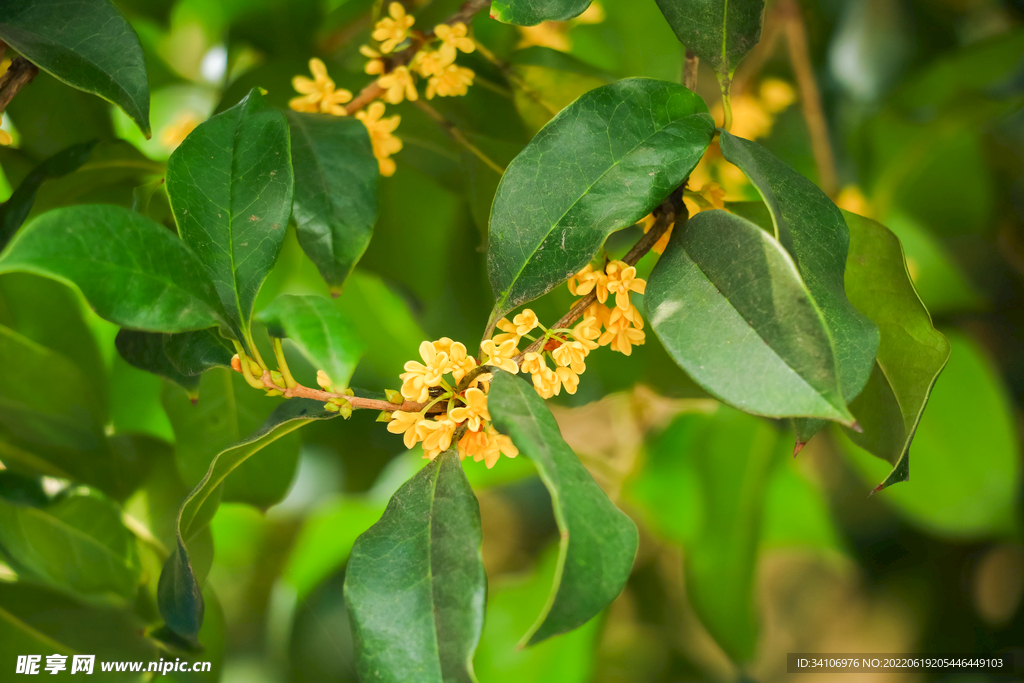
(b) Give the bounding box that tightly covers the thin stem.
[232,340,267,390]
[0,57,39,116]
[779,0,838,197]
[271,338,299,388]
[719,76,734,131]
[413,99,505,174]
[243,330,269,370]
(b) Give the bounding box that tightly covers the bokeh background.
[1,0,1023,681]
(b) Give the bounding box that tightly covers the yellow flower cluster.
[639,182,727,254]
[567,261,647,356]
[387,339,519,467]
[289,3,478,177]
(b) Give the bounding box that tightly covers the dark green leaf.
[0,205,225,333]
[163,369,301,509]
[487,372,638,645]
[839,331,1019,537]
[646,210,855,423]
[166,88,294,343]
[719,131,879,442]
[0,141,96,249]
[486,78,714,328]
[159,398,337,641]
[0,0,151,136]
[163,329,235,378]
[490,0,592,26]
[653,0,764,77]
[0,488,142,604]
[840,212,950,490]
[286,111,378,293]
[256,294,364,388]
[116,330,200,393]
[344,450,485,683]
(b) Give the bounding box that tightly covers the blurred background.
[1,0,1023,681]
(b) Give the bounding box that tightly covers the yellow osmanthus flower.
[480,339,520,374]
[399,340,450,402]
[520,351,545,376]
[513,309,540,336]
[438,338,477,383]
[605,260,646,311]
[372,2,415,54]
[568,263,609,303]
[552,340,588,373]
[492,317,520,345]
[356,102,402,177]
[555,366,580,394]
[532,364,561,398]
[420,417,457,459]
[600,305,646,355]
[378,65,418,104]
[426,64,474,100]
[360,45,385,75]
[387,410,423,449]
[412,48,453,78]
[449,387,489,431]
[0,129,12,147]
[572,316,601,351]
[460,426,518,469]
[434,22,475,63]
[290,58,353,116]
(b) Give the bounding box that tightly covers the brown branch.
[0,57,39,115]
[778,0,838,197]
[248,369,446,413]
[345,0,491,115]
[512,187,688,365]
[683,50,699,91]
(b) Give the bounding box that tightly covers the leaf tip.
[792,440,806,457]
[850,421,863,433]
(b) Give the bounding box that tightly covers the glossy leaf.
[839,212,950,489]
[163,329,235,378]
[159,398,337,642]
[487,372,638,645]
[116,330,200,393]
[490,0,592,26]
[0,488,142,603]
[344,450,485,683]
[654,0,764,77]
[486,78,714,327]
[719,131,879,442]
[163,369,301,509]
[0,141,96,249]
[166,88,294,342]
[0,0,151,136]
[256,294,364,388]
[286,111,378,292]
[646,210,855,423]
[0,205,225,333]
[839,331,1019,537]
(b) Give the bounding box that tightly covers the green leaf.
[166,88,294,343]
[163,369,301,509]
[163,329,235,378]
[719,131,879,442]
[286,111,378,293]
[116,330,200,393]
[646,210,855,423]
[0,0,151,136]
[839,212,950,490]
[0,487,142,604]
[344,451,484,683]
[486,78,714,327]
[0,205,225,333]
[509,48,611,134]
[490,0,592,26]
[653,0,764,77]
[256,294,364,388]
[0,141,96,249]
[838,331,1019,538]
[159,398,337,642]
[487,372,638,645]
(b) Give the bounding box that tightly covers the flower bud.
[324,402,340,412]
[316,370,333,391]
[230,354,242,372]
[377,410,393,422]
[385,389,403,404]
